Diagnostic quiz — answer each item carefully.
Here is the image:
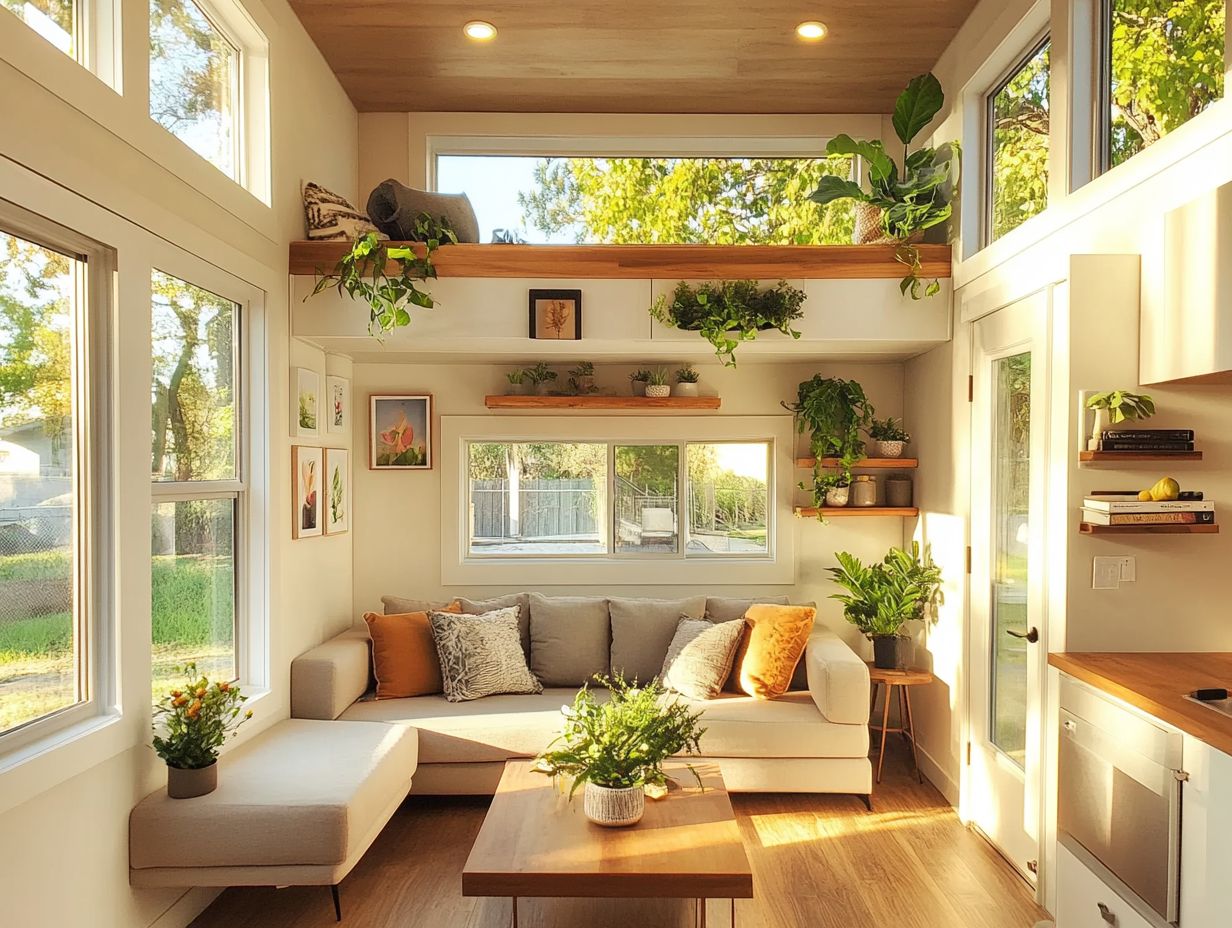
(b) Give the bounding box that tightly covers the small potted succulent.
[535,675,706,827]
[505,368,530,396]
[644,368,671,398]
[1086,390,1155,450]
[152,662,252,799]
[525,361,558,396]
[828,544,942,670]
[868,417,911,458]
[629,369,651,396]
[674,367,701,397]
[567,361,599,395]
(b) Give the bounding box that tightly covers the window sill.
[0,710,129,816]
[443,556,794,587]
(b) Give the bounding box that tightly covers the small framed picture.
[293,368,320,438]
[326,376,350,435]
[529,289,582,340]
[370,394,432,470]
[324,448,350,535]
[291,445,324,539]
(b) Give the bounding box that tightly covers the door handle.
[1097,901,1117,925]
[1006,627,1040,644]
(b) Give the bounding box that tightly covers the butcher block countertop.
[1050,652,1232,757]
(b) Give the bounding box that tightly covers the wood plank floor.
[191,746,1049,928]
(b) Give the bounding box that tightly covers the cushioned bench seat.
[129,719,417,891]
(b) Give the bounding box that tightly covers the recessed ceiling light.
[463,20,497,41]
[795,21,828,41]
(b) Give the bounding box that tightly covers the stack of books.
[1083,492,1216,527]
[1095,428,1196,453]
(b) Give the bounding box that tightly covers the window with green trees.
[988,39,1051,242]
[1105,0,1226,170]
[1,0,77,57]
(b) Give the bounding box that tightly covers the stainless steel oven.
[1058,677,1185,924]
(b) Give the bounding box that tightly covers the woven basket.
[853,202,925,245]
[584,783,645,827]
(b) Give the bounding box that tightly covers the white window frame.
[0,200,115,757]
[0,0,121,87]
[442,415,796,586]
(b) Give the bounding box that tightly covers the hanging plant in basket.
[649,279,806,367]
[308,215,458,337]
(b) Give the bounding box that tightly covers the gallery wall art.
[324,448,350,534]
[370,394,432,470]
[291,445,323,538]
[293,367,321,438]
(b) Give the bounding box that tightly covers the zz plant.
[309,216,458,337]
[783,376,874,508]
[807,73,958,299]
[650,279,805,366]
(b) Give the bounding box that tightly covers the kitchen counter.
[1050,652,1232,756]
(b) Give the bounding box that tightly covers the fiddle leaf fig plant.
[650,279,805,367]
[807,73,958,300]
[309,217,458,338]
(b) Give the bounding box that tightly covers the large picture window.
[986,37,1051,243]
[1101,0,1225,171]
[150,270,242,692]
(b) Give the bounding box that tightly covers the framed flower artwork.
[326,375,350,434]
[324,448,350,534]
[291,445,324,538]
[370,394,432,470]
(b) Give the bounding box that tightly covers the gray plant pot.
[167,761,218,799]
[674,382,700,397]
[630,381,647,396]
[505,382,531,396]
[885,476,914,508]
[872,635,911,671]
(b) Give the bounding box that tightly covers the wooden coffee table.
[462,760,754,926]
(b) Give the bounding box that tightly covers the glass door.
[967,292,1049,884]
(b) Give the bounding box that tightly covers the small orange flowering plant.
[152,663,252,770]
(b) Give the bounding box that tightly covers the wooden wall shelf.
[1079,451,1203,463]
[290,242,953,281]
[795,457,919,469]
[485,395,721,410]
[1079,522,1219,535]
[794,507,920,518]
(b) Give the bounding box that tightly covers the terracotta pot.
[872,636,911,671]
[674,382,699,397]
[875,440,906,458]
[167,761,218,799]
[584,782,645,827]
[645,384,671,398]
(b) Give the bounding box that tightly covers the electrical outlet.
[1093,557,1123,590]
[1118,556,1137,582]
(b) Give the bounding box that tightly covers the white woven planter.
[584,782,645,827]
[644,385,671,398]
[874,440,906,458]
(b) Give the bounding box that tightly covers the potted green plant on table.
[783,376,874,513]
[505,368,530,396]
[806,73,958,299]
[629,369,652,396]
[644,368,672,398]
[828,544,943,670]
[153,663,252,799]
[535,676,706,827]
[650,280,806,367]
[567,361,599,395]
[525,362,558,396]
[674,366,701,397]
[868,417,911,458]
[1085,390,1155,450]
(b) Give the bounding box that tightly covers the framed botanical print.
[529,289,582,340]
[291,445,323,538]
[324,448,350,534]
[293,368,320,437]
[326,375,350,435]
[370,394,432,469]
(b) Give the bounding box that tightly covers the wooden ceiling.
[288,1,980,114]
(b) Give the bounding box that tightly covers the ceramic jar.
[885,475,914,508]
[851,475,877,507]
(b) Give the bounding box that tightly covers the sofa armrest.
[805,628,870,725]
[290,627,371,720]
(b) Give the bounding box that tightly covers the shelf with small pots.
[795,457,919,469]
[485,395,721,410]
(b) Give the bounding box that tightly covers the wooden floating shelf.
[485,395,721,410]
[290,242,953,281]
[794,507,920,518]
[795,457,919,469]
[1079,451,1203,463]
[1079,522,1220,535]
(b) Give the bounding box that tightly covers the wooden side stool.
[867,663,934,784]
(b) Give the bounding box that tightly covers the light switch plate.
[1118,556,1137,582]
[1092,557,1122,590]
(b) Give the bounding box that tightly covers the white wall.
[0,0,358,924]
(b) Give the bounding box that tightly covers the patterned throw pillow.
[303,181,384,241]
[428,607,543,703]
[661,617,746,700]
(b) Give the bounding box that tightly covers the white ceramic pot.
[673,382,699,397]
[584,782,645,827]
[824,486,850,507]
[645,384,671,398]
[1088,407,1109,451]
[875,440,906,458]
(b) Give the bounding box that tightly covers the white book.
[1083,497,1214,513]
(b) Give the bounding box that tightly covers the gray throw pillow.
[661,618,747,700]
[609,596,707,683]
[428,607,542,703]
[382,594,452,615]
[528,594,610,687]
[457,593,531,658]
[366,179,481,243]
[704,595,790,622]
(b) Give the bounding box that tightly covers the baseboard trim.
[916,743,960,806]
[149,887,220,928]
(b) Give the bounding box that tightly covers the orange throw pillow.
[363,602,460,699]
[730,604,816,699]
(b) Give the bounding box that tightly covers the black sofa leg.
[331,884,342,922]
[858,793,873,812]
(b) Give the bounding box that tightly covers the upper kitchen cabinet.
[1142,182,1232,385]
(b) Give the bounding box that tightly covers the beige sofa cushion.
[290,627,372,720]
[609,595,707,683]
[528,594,610,686]
[704,595,789,622]
[129,719,417,871]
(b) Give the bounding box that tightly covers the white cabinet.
[1057,842,1157,928]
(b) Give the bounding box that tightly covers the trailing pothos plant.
[649,279,805,366]
[807,73,959,299]
[309,215,458,337]
[782,376,874,511]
